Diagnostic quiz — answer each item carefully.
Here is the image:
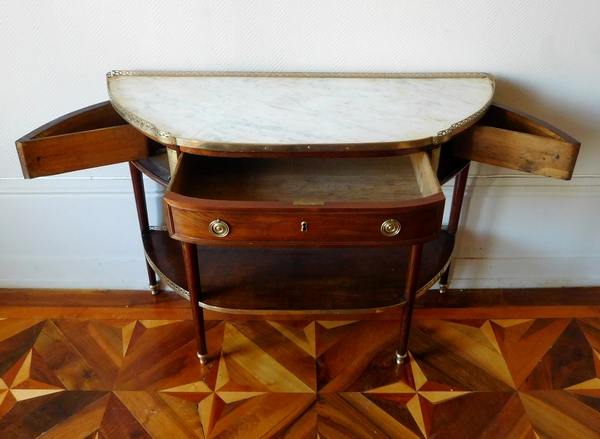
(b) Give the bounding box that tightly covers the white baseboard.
[0,256,151,290]
[1,178,164,290]
[446,256,600,289]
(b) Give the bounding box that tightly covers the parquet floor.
[0,288,599,438]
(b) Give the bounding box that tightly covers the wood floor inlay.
[1,289,600,438]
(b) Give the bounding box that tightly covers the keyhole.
[301,221,308,232]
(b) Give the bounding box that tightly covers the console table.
[16,71,580,366]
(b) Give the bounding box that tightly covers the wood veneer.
[164,152,445,248]
[13,78,583,410]
[16,102,149,179]
[452,103,580,180]
[0,288,599,438]
[171,155,424,203]
[141,230,454,314]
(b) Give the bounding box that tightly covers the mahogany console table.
[16,71,580,366]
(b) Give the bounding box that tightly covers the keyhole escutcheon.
[301,221,308,232]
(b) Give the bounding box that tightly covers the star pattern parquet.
[1,309,600,437]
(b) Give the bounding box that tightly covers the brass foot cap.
[149,284,160,295]
[396,351,408,365]
[439,283,448,294]
[197,352,209,365]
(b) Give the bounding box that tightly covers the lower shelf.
[143,230,454,314]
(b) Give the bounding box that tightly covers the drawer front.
[166,202,444,247]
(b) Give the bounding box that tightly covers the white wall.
[1,0,599,289]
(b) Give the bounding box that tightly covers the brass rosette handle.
[209,219,230,237]
[381,219,401,237]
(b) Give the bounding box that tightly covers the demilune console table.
[16,71,580,365]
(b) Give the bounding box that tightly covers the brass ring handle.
[209,219,230,237]
[381,219,401,237]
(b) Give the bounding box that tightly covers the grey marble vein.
[107,74,494,150]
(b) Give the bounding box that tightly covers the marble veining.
[107,72,494,152]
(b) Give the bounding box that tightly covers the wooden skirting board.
[0,287,598,320]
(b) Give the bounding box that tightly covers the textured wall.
[1,0,599,288]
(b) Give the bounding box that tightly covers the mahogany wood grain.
[142,231,188,294]
[182,242,208,359]
[8,95,588,437]
[439,162,470,290]
[1,304,599,438]
[141,230,454,314]
[164,151,444,246]
[446,162,470,235]
[396,244,423,360]
[178,144,433,159]
[131,140,171,186]
[129,163,157,291]
[129,163,151,234]
[0,287,599,320]
[171,154,424,202]
[17,125,148,179]
[132,155,170,187]
[19,101,126,139]
[435,148,470,186]
[421,288,592,308]
[16,100,149,179]
[166,201,444,247]
[16,102,149,178]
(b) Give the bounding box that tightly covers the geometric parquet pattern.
[1,310,600,436]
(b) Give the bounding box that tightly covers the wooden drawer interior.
[169,152,441,205]
[450,103,580,180]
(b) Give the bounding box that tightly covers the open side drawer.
[16,101,149,178]
[450,103,580,180]
[164,152,445,247]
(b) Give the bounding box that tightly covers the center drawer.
[164,152,445,247]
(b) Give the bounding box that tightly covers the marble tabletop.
[107,71,494,154]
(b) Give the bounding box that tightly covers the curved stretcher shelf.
[142,229,454,314]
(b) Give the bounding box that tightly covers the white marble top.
[107,71,494,154]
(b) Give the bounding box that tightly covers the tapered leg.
[439,162,470,293]
[438,263,451,294]
[396,243,423,365]
[129,162,159,295]
[182,242,209,365]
